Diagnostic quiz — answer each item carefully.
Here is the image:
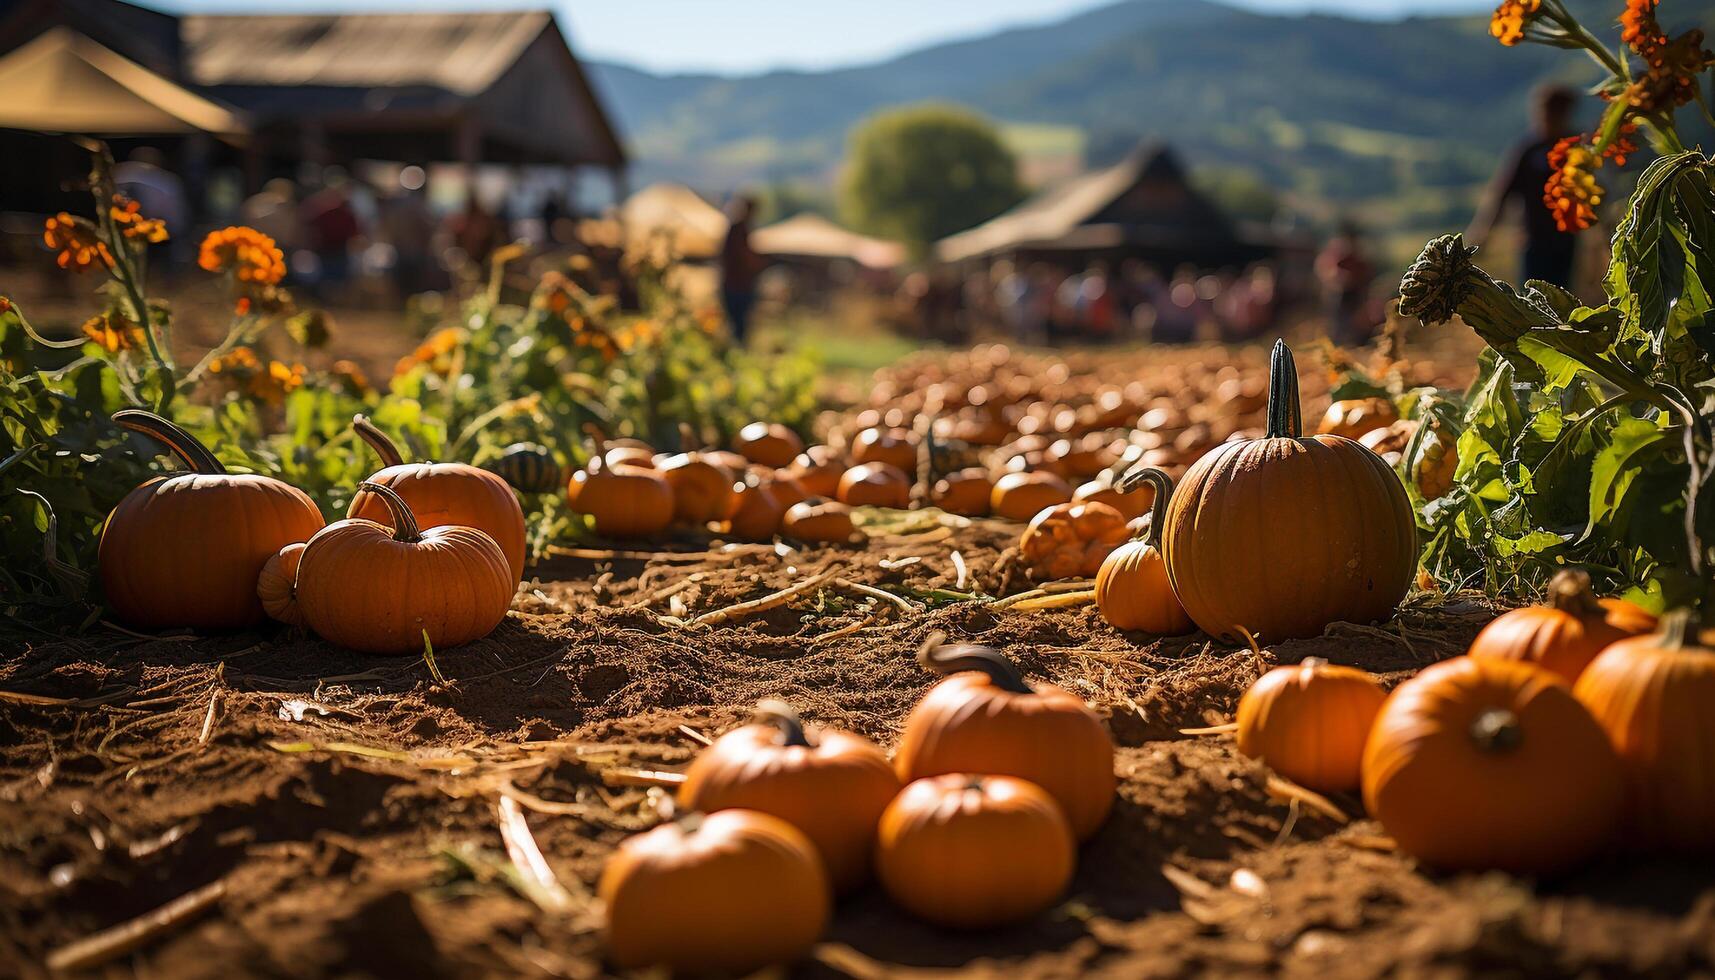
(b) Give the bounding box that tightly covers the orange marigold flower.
[80,311,146,353]
[208,346,262,377]
[110,196,169,244]
[43,213,114,273]
[1621,0,1667,53]
[1489,0,1542,45]
[0,296,12,316]
[247,360,306,406]
[1544,137,1603,233]
[1623,28,1715,113]
[330,359,372,396]
[198,226,287,285]
[394,327,467,377]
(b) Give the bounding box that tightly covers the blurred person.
[114,147,187,260]
[379,182,437,297]
[445,193,504,270]
[1317,220,1378,346]
[300,169,364,299]
[1217,263,1277,341]
[241,178,303,258]
[1152,265,1203,344]
[719,194,766,343]
[1467,84,1581,286]
[1077,263,1117,339]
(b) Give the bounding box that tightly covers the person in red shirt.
[719,195,766,343]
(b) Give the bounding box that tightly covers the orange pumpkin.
[1469,569,1656,684]
[836,461,911,509]
[734,422,804,468]
[725,475,786,540]
[1362,656,1623,872]
[257,542,307,626]
[1357,419,1419,463]
[1018,500,1129,580]
[990,470,1072,522]
[297,482,513,654]
[1094,468,1192,635]
[600,809,829,973]
[932,468,993,516]
[680,700,900,891]
[850,426,918,473]
[1073,475,1150,521]
[875,774,1074,929]
[568,440,675,540]
[786,445,846,498]
[781,499,858,544]
[1046,436,1115,479]
[895,637,1115,839]
[1161,342,1415,641]
[604,444,657,471]
[1574,610,1715,852]
[348,415,527,585]
[1237,657,1386,792]
[655,452,735,526]
[1316,396,1397,440]
[100,410,325,630]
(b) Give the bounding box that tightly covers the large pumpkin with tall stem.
[600,809,829,973]
[875,774,1075,929]
[348,415,526,585]
[1161,341,1415,642]
[679,700,900,891]
[1362,656,1623,872]
[100,410,325,630]
[895,635,1115,839]
[297,482,513,654]
[1094,467,1193,635]
[1469,568,1656,684]
[1237,657,1386,792]
[1574,610,1715,852]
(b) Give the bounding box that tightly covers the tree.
[839,104,1024,258]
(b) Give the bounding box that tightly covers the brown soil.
[4,511,1712,978]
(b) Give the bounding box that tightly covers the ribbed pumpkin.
[257,542,307,626]
[836,462,911,509]
[348,415,527,585]
[895,637,1115,839]
[1316,396,1397,440]
[567,438,675,540]
[875,774,1075,929]
[483,442,564,494]
[297,482,513,654]
[1469,569,1656,684]
[850,426,918,473]
[990,470,1072,522]
[655,451,735,526]
[1362,656,1623,872]
[100,410,325,631]
[1094,468,1193,635]
[1161,341,1414,642]
[734,422,804,468]
[1018,500,1129,580]
[781,499,858,544]
[1573,610,1715,852]
[932,468,994,516]
[1237,657,1386,792]
[680,700,900,891]
[600,809,829,973]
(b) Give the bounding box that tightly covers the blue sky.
[157,0,1496,74]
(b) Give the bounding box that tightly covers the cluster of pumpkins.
[1234,568,1715,871]
[600,637,1116,973]
[100,410,527,654]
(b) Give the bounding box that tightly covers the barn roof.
[0,26,245,136]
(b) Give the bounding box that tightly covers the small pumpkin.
[604,441,657,471]
[680,700,900,891]
[1018,500,1129,580]
[1094,468,1192,635]
[1361,656,1623,872]
[1073,474,1150,522]
[600,809,829,973]
[1316,396,1397,440]
[836,461,911,509]
[1237,657,1386,792]
[656,452,735,526]
[483,442,565,494]
[875,774,1075,929]
[781,499,858,544]
[1469,569,1656,684]
[349,415,527,585]
[850,426,918,473]
[786,445,846,498]
[100,410,325,631]
[932,468,994,517]
[568,434,675,539]
[1357,419,1418,464]
[297,482,513,654]
[725,475,786,540]
[734,422,804,468]
[257,542,307,627]
[1573,610,1715,852]
[895,636,1115,839]
[990,470,1073,522]
[1162,342,1415,641]
[1046,436,1115,479]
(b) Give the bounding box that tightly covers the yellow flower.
[394,327,467,377]
[247,360,306,405]
[80,311,145,353]
[1544,137,1603,233]
[110,196,169,243]
[199,226,286,285]
[43,213,113,273]
[1488,0,1542,45]
[208,346,261,378]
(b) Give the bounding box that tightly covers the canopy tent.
[619,183,728,260]
[753,212,904,270]
[0,27,245,136]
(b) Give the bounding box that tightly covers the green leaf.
[1583,414,1670,541]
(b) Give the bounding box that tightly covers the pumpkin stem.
[583,422,609,475]
[113,409,227,475]
[1469,708,1522,753]
[916,631,1033,694]
[753,699,813,747]
[673,810,705,834]
[1658,608,1699,650]
[1265,340,1303,439]
[1546,569,1603,616]
[356,480,422,543]
[679,422,700,453]
[1117,466,1174,547]
[353,415,407,468]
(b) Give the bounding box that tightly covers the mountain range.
[585,0,1704,249]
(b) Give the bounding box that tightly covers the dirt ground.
[4,505,1713,979]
